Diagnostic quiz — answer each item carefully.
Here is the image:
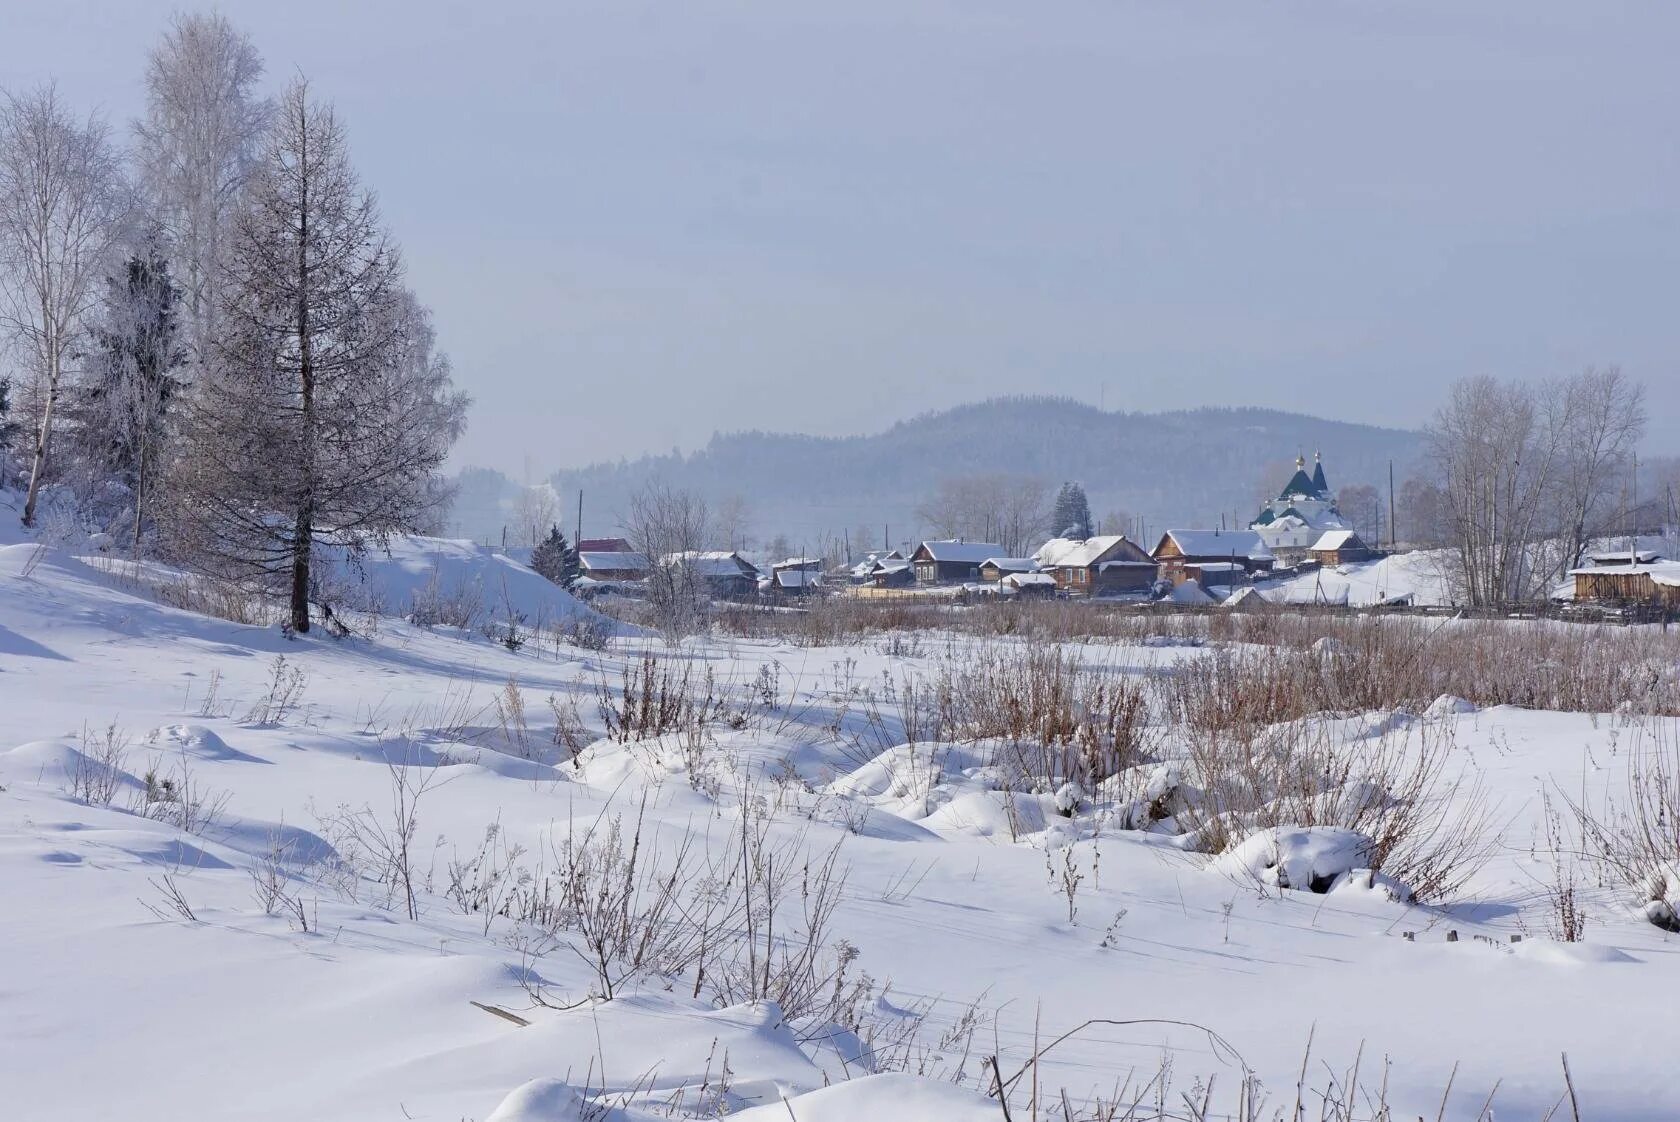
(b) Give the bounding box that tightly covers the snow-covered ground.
[1,529,1676,1120]
[1260,550,1453,608]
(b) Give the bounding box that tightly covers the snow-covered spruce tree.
[71,234,185,552]
[0,84,133,527]
[134,11,270,370]
[1051,481,1092,540]
[0,376,20,485]
[167,79,467,633]
[530,524,580,588]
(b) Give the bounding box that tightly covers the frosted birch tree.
[134,11,270,368]
[0,84,132,527]
[168,80,467,632]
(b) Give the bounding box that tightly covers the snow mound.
[1311,636,1348,657]
[316,533,628,634]
[485,1078,585,1122]
[1169,580,1214,605]
[733,1073,1000,1122]
[1425,694,1478,718]
[1211,826,1404,897]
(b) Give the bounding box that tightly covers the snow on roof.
[1570,561,1680,587]
[1192,561,1246,572]
[1310,530,1361,552]
[1589,549,1663,565]
[1034,535,1138,569]
[979,557,1037,573]
[1222,586,1268,607]
[1163,530,1272,560]
[663,551,758,577]
[774,569,822,587]
[774,557,824,570]
[580,551,650,571]
[916,540,1004,563]
[1098,559,1157,570]
[1004,572,1058,588]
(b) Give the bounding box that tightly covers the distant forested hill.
[448,397,1424,550]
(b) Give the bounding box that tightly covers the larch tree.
[0,84,132,527]
[134,11,270,368]
[168,79,467,632]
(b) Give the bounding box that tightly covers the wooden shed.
[1570,562,1680,608]
[1308,529,1374,566]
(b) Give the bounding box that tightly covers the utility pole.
[575,490,584,550]
[1388,460,1396,551]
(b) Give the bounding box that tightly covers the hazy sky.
[7,2,1678,476]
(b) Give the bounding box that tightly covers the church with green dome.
[1249,452,1353,563]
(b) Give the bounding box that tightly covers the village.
[560,452,1679,617]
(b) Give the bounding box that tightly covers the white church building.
[1249,453,1353,564]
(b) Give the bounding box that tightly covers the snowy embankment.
[1259,549,1452,607]
[2,534,1679,1119]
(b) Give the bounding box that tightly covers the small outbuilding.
[1570,561,1680,609]
[1308,529,1373,566]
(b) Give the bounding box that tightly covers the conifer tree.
[530,523,580,587]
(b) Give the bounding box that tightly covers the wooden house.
[578,550,651,582]
[849,550,905,584]
[767,558,824,598]
[1308,529,1373,567]
[1150,530,1274,586]
[1002,572,1059,598]
[578,537,634,554]
[663,551,761,600]
[910,540,1004,584]
[1183,561,1247,589]
[977,557,1037,584]
[1570,561,1680,609]
[1035,535,1157,595]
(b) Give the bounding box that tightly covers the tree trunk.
[21,343,60,529]
[290,102,314,635]
[290,505,312,633]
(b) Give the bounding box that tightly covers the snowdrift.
[316,533,630,635]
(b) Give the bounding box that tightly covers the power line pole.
[1388,460,1396,550]
[575,490,583,549]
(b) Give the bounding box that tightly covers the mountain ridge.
[450,397,1425,548]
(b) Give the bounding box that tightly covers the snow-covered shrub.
[1572,717,1680,932]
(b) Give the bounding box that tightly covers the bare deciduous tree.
[512,483,559,548]
[623,481,710,638]
[1429,376,1564,605]
[166,80,467,632]
[0,84,132,526]
[1550,365,1645,576]
[916,474,1049,556]
[1427,370,1642,607]
[134,11,271,366]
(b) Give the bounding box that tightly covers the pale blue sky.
[7,1,1677,475]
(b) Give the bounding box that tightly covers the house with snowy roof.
[1150,529,1274,586]
[977,557,1039,583]
[1249,452,1355,564]
[1308,529,1373,566]
[661,551,761,599]
[909,540,1004,584]
[1033,535,1157,595]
